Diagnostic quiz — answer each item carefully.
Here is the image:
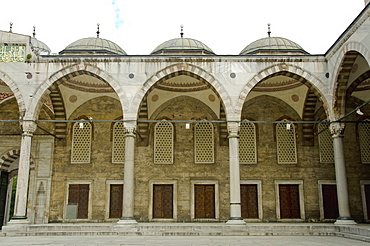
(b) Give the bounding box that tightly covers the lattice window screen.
[71,122,92,163]
[112,122,125,163]
[318,123,334,163]
[154,121,174,164]
[359,120,370,164]
[195,122,214,164]
[239,121,257,164]
[276,121,297,164]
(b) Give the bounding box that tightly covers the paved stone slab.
[0,235,369,246]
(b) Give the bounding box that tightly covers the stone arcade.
[0,2,370,233]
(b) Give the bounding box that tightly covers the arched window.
[194,121,214,164]
[276,120,297,164]
[154,121,174,164]
[359,119,370,164]
[112,122,125,163]
[318,122,334,163]
[71,121,92,163]
[239,121,257,164]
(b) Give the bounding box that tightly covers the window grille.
[359,119,370,164]
[112,122,125,163]
[239,121,257,164]
[71,122,92,163]
[154,121,174,164]
[276,121,297,164]
[318,123,334,163]
[195,122,214,163]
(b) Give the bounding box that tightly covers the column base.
[2,217,30,233]
[226,217,246,225]
[117,217,138,224]
[334,217,357,225]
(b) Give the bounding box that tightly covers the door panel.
[153,184,173,218]
[0,172,9,229]
[365,184,370,220]
[68,184,89,219]
[279,184,300,219]
[240,184,258,218]
[194,184,215,219]
[322,184,339,219]
[109,184,123,218]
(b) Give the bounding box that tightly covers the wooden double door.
[279,184,301,219]
[68,184,89,219]
[153,184,173,218]
[240,184,258,218]
[194,184,215,219]
[322,184,339,219]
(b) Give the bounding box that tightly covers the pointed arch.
[25,64,129,121]
[0,149,35,172]
[131,63,232,120]
[236,64,330,120]
[332,42,370,117]
[0,71,26,116]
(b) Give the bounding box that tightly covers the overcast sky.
[0,0,366,55]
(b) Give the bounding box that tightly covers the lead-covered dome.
[60,37,126,55]
[240,36,309,55]
[31,37,51,55]
[151,37,215,55]
[30,27,51,55]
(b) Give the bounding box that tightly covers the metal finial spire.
[33,26,36,38]
[96,23,100,38]
[9,22,13,33]
[267,23,271,37]
[180,25,184,38]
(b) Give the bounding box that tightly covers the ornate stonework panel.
[0,45,25,62]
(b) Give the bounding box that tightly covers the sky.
[0,0,366,55]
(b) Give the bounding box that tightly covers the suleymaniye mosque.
[0,0,370,241]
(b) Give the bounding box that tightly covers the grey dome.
[151,38,215,55]
[31,37,51,55]
[60,37,126,55]
[240,37,309,55]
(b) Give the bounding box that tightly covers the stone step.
[335,232,370,243]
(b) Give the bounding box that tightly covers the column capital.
[227,122,239,138]
[124,127,136,137]
[329,122,345,137]
[21,121,37,135]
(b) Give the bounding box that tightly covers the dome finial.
[9,22,13,33]
[180,25,184,38]
[33,26,36,38]
[267,23,271,37]
[96,23,100,38]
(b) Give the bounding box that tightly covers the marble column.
[330,122,356,225]
[10,121,37,223]
[118,126,137,224]
[226,122,245,224]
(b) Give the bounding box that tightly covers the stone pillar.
[10,121,37,223]
[226,122,245,224]
[330,122,356,225]
[117,125,137,224]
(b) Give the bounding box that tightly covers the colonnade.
[8,120,356,225]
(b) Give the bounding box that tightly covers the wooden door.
[153,184,173,218]
[365,184,370,220]
[0,172,9,229]
[322,184,339,219]
[109,184,123,218]
[279,184,300,219]
[68,184,89,219]
[240,184,258,218]
[194,184,215,219]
